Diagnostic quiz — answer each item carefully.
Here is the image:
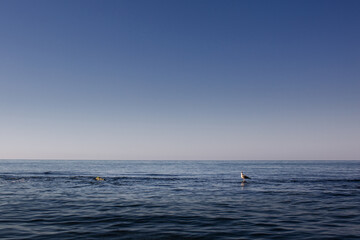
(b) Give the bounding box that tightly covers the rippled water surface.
[0,160,359,239]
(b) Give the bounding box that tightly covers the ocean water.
[0,160,359,240]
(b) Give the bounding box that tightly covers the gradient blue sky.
[1,0,359,160]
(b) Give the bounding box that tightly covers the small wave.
[0,171,77,176]
[1,174,359,187]
[289,178,360,183]
[0,175,198,184]
[144,173,179,177]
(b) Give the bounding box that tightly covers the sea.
[0,160,359,240]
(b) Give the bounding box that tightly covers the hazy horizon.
[1,159,359,162]
[1,0,359,160]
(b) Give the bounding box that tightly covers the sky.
[0,0,359,160]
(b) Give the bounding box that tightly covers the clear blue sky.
[1,0,359,160]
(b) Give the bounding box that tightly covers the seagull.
[241,171,251,181]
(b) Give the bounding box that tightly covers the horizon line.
[0,159,359,161]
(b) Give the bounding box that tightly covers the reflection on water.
[241,180,247,189]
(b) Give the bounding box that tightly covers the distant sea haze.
[0,160,359,239]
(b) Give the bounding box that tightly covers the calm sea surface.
[0,160,359,239]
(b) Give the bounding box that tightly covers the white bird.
[241,171,251,181]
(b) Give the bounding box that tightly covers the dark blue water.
[0,160,359,239]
